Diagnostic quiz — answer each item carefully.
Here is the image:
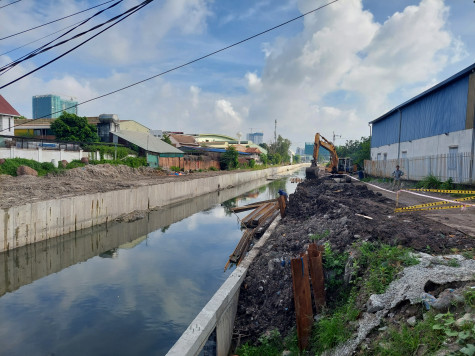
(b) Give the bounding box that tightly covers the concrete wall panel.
[0,164,306,253]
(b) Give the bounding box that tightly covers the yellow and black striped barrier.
[395,204,468,213]
[406,188,475,195]
[395,189,475,213]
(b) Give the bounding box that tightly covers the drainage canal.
[0,169,304,356]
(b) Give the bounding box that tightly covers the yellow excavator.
[305,133,353,179]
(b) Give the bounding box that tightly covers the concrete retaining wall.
[166,217,280,356]
[0,164,305,253]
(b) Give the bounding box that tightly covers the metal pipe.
[397,109,402,165]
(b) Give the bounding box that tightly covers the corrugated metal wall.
[372,75,469,148]
[364,152,474,184]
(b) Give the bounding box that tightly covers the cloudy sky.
[0,0,474,149]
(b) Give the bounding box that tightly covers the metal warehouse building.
[367,62,475,183]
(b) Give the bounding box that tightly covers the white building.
[0,95,20,137]
[367,63,475,183]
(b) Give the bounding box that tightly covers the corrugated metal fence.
[364,152,474,184]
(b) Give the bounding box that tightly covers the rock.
[0,158,5,165]
[366,295,385,313]
[80,157,89,164]
[282,351,292,356]
[16,165,38,176]
[431,289,456,311]
[455,313,475,327]
[407,316,417,326]
[60,160,68,168]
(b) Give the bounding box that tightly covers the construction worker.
[392,165,404,191]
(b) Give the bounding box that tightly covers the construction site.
[230,169,475,355]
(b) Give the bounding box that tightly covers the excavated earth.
[233,177,475,347]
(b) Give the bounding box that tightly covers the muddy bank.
[232,177,475,346]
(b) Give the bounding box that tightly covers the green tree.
[50,112,99,143]
[268,135,291,163]
[335,136,370,169]
[260,153,268,165]
[294,154,301,163]
[162,134,172,145]
[220,146,239,170]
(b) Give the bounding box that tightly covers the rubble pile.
[233,178,475,345]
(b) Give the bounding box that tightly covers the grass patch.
[0,158,59,176]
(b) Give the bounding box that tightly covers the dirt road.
[361,178,475,236]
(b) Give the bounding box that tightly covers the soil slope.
[232,177,475,347]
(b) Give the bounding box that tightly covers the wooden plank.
[251,202,278,227]
[241,203,270,227]
[230,198,277,212]
[291,255,313,351]
[308,244,326,312]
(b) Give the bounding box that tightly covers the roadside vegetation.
[0,156,148,176]
[235,242,475,356]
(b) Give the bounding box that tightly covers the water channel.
[0,168,304,355]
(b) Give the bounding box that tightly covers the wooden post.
[278,195,286,218]
[308,244,326,312]
[291,255,313,351]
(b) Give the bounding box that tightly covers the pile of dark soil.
[232,178,475,345]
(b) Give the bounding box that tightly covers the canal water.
[0,169,304,356]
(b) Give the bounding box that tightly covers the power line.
[0,0,117,41]
[0,0,153,86]
[0,20,86,57]
[0,0,124,75]
[0,0,21,9]
[1,0,339,132]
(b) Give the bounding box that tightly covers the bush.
[249,159,256,168]
[416,174,442,189]
[83,144,136,160]
[209,166,218,171]
[0,158,59,176]
[170,166,181,172]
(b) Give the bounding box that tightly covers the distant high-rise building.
[247,132,263,144]
[32,94,78,119]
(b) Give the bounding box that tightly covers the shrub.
[170,166,181,172]
[416,174,442,189]
[0,158,58,176]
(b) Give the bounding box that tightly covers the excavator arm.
[305,133,339,179]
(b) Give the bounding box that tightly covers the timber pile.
[224,197,287,271]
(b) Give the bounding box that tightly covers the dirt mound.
[233,178,475,345]
[60,164,167,179]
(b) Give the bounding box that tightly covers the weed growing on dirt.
[356,242,419,295]
[370,312,445,355]
[235,329,298,356]
[309,230,330,241]
[448,258,461,267]
[416,174,442,189]
[323,242,348,288]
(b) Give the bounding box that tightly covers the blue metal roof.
[370,62,475,125]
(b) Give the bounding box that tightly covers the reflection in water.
[0,168,305,356]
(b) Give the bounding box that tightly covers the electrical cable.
[0,0,117,41]
[0,0,21,9]
[0,20,86,57]
[0,0,124,75]
[0,0,153,85]
[0,0,339,132]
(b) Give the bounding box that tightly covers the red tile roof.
[0,95,20,116]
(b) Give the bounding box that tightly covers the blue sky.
[0,0,474,150]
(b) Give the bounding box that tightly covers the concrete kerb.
[166,216,282,356]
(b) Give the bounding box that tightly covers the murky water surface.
[0,169,304,355]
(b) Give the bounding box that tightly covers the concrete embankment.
[0,164,306,253]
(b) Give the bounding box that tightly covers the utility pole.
[274,120,277,144]
[333,131,341,143]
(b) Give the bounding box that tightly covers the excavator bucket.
[305,166,319,179]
